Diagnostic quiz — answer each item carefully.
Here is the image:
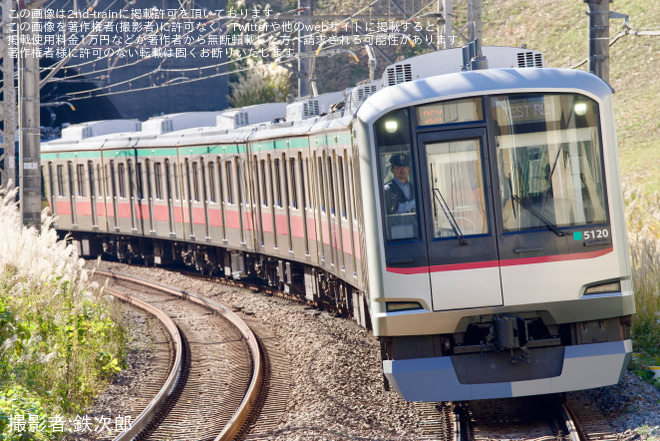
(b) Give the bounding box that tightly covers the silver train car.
[41,46,634,402]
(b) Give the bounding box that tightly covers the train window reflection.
[492,94,607,232]
[426,139,487,238]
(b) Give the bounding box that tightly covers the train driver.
[384,153,416,214]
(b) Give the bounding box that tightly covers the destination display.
[417,97,483,127]
[493,96,560,125]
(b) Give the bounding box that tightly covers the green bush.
[0,186,125,439]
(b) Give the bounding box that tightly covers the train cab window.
[57,164,65,196]
[77,164,86,197]
[154,162,163,200]
[492,93,607,232]
[375,108,420,241]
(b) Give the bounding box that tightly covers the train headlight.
[384,120,398,133]
[574,102,588,116]
[386,301,423,312]
[584,280,621,295]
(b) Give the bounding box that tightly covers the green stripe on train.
[208,144,246,154]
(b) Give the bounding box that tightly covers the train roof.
[41,46,566,152]
[357,68,613,125]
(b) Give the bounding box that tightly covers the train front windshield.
[375,93,609,283]
[492,94,607,232]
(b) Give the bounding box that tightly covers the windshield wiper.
[510,194,565,237]
[432,187,469,246]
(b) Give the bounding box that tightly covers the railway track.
[417,394,621,441]
[96,269,284,441]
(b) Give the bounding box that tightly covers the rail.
[97,269,264,441]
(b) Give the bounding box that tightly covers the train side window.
[173,162,180,201]
[317,157,325,213]
[260,160,268,206]
[97,165,102,198]
[299,153,307,210]
[274,158,282,207]
[128,160,136,200]
[67,162,75,201]
[192,161,200,202]
[154,162,163,200]
[145,159,153,201]
[327,156,336,216]
[374,108,420,241]
[77,164,86,197]
[57,164,65,196]
[338,155,347,219]
[289,157,298,209]
[47,163,54,199]
[200,159,208,204]
[136,162,144,200]
[349,158,358,221]
[207,161,216,203]
[40,166,46,198]
[117,163,126,198]
[109,162,116,199]
[236,160,243,205]
[305,158,313,210]
[105,164,110,196]
[225,160,234,204]
[87,161,95,197]
[216,158,224,204]
[184,160,192,203]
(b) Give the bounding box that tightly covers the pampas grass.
[0,184,125,438]
[624,184,660,367]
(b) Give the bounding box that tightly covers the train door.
[416,129,502,310]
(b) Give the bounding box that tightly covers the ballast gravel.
[88,262,660,441]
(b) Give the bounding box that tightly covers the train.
[41,45,634,402]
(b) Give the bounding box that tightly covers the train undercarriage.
[69,231,372,329]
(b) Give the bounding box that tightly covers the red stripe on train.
[386,247,614,274]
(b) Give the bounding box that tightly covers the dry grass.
[0,185,125,438]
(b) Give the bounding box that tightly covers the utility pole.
[297,0,312,98]
[1,0,17,191]
[585,0,611,83]
[18,0,45,229]
[467,0,482,42]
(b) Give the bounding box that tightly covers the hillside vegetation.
[481,0,660,192]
